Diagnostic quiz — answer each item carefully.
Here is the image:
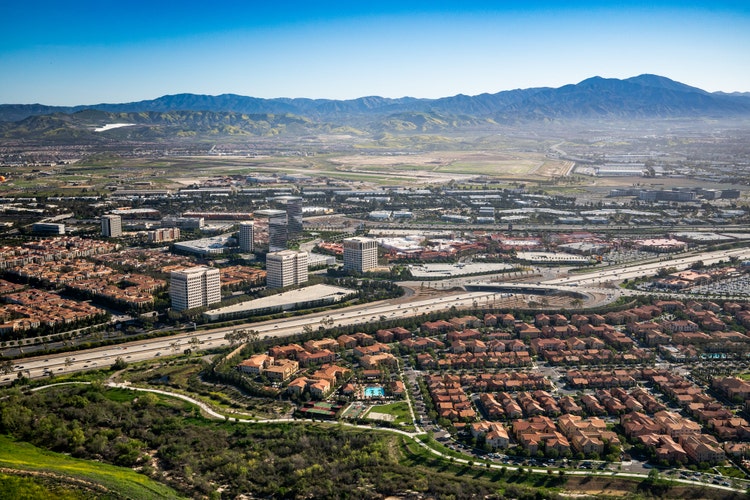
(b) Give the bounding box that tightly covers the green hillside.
[0,435,184,500]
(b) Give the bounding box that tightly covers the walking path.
[27,381,748,493]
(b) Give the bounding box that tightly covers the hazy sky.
[2,1,748,105]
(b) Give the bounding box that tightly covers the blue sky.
[1,1,748,105]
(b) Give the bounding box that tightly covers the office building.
[343,237,378,273]
[101,214,122,237]
[266,250,308,289]
[32,223,65,235]
[273,196,303,241]
[170,266,221,311]
[161,216,204,230]
[255,209,288,251]
[238,221,254,252]
[147,227,180,243]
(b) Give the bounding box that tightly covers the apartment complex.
[343,236,378,273]
[101,214,123,237]
[147,227,180,243]
[266,250,308,289]
[170,266,221,311]
[238,221,254,252]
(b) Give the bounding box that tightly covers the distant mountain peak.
[1,75,749,135]
[624,74,709,94]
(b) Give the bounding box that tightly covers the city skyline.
[1,1,749,105]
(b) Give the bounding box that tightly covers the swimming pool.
[364,386,385,398]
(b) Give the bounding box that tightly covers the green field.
[0,435,184,499]
[367,401,413,425]
[0,473,87,500]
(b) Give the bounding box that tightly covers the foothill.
[2,98,750,498]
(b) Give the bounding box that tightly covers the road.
[6,246,750,385]
[545,246,750,287]
[2,290,500,384]
[465,247,750,304]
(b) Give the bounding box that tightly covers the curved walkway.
[29,381,748,493]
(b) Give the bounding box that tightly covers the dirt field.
[328,151,571,180]
[562,476,746,499]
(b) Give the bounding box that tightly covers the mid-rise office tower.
[238,221,254,252]
[266,250,308,289]
[255,209,288,251]
[101,214,122,237]
[343,236,378,273]
[170,266,221,311]
[272,196,303,241]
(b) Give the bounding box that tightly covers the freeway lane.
[465,247,750,307]
[545,247,750,287]
[7,246,748,384]
[2,291,499,384]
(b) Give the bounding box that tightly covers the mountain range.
[2,74,749,141]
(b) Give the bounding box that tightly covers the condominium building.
[238,221,254,252]
[343,236,378,273]
[266,250,308,289]
[101,214,122,237]
[170,266,221,311]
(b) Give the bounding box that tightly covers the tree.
[112,356,128,370]
[0,358,13,375]
[225,330,240,346]
[189,336,201,353]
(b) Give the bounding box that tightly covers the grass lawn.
[715,465,747,479]
[0,435,184,499]
[367,401,413,425]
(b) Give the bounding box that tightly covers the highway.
[465,247,750,307]
[545,247,750,287]
[5,245,750,385]
[2,291,500,384]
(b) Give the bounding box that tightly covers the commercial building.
[173,235,232,257]
[273,196,303,241]
[307,252,336,268]
[32,223,65,235]
[266,250,308,289]
[343,237,378,273]
[161,216,204,230]
[101,214,122,237]
[255,209,288,251]
[238,221,254,252]
[147,227,180,243]
[170,266,221,311]
[204,283,354,322]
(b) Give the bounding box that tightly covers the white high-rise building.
[101,214,123,237]
[170,266,221,311]
[266,250,308,289]
[238,221,254,252]
[343,237,378,273]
